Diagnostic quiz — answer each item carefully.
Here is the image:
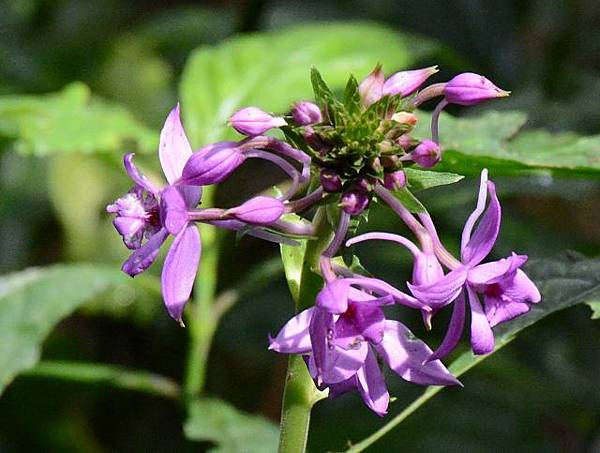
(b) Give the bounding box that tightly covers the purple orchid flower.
[270,277,459,416]
[107,104,203,324]
[408,170,541,358]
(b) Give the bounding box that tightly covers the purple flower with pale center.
[107,104,203,324]
[408,170,541,358]
[269,277,458,415]
[229,107,287,136]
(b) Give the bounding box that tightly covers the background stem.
[184,186,220,400]
[23,361,181,401]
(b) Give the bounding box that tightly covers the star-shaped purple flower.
[408,170,541,358]
[107,104,202,323]
[269,277,459,416]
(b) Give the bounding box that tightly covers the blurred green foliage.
[0,1,598,452]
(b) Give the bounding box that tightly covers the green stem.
[184,186,220,400]
[278,208,332,453]
[22,360,181,400]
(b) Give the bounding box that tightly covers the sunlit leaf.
[389,187,426,213]
[345,252,600,452]
[587,300,600,320]
[404,168,464,191]
[184,398,278,453]
[0,264,126,394]
[180,22,438,146]
[0,82,156,155]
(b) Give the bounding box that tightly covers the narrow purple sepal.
[181,141,245,186]
[229,107,287,136]
[444,72,510,106]
[356,348,389,416]
[428,290,467,361]
[382,66,438,97]
[467,252,527,286]
[408,266,469,308]
[161,224,201,323]
[159,103,193,185]
[269,307,314,353]
[376,320,460,386]
[121,228,169,276]
[123,153,159,194]
[226,196,285,225]
[461,180,501,265]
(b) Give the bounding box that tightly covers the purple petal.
[310,307,367,385]
[467,253,528,286]
[428,290,466,361]
[159,104,193,184]
[467,286,495,355]
[461,176,501,266]
[408,266,469,308]
[327,376,357,398]
[375,320,460,386]
[113,217,145,238]
[316,279,350,314]
[269,308,314,353]
[161,224,201,322]
[123,153,160,194]
[349,302,386,345]
[160,186,189,236]
[382,66,439,97]
[121,228,169,276]
[226,196,285,225]
[356,348,389,416]
[484,269,541,327]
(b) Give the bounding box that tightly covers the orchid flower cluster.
[108,65,541,416]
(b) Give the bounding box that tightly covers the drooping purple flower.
[269,277,459,415]
[292,101,322,125]
[408,170,541,358]
[107,104,202,323]
[382,66,439,97]
[229,107,287,136]
[444,73,510,106]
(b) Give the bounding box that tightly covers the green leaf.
[343,74,362,116]
[587,300,600,320]
[413,110,600,176]
[345,252,600,452]
[0,83,156,155]
[184,398,278,453]
[311,67,345,125]
[389,187,426,213]
[180,22,438,145]
[0,264,126,394]
[404,168,464,191]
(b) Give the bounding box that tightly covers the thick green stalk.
[184,186,220,400]
[23,361,181,400]
[278,209,331,453]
